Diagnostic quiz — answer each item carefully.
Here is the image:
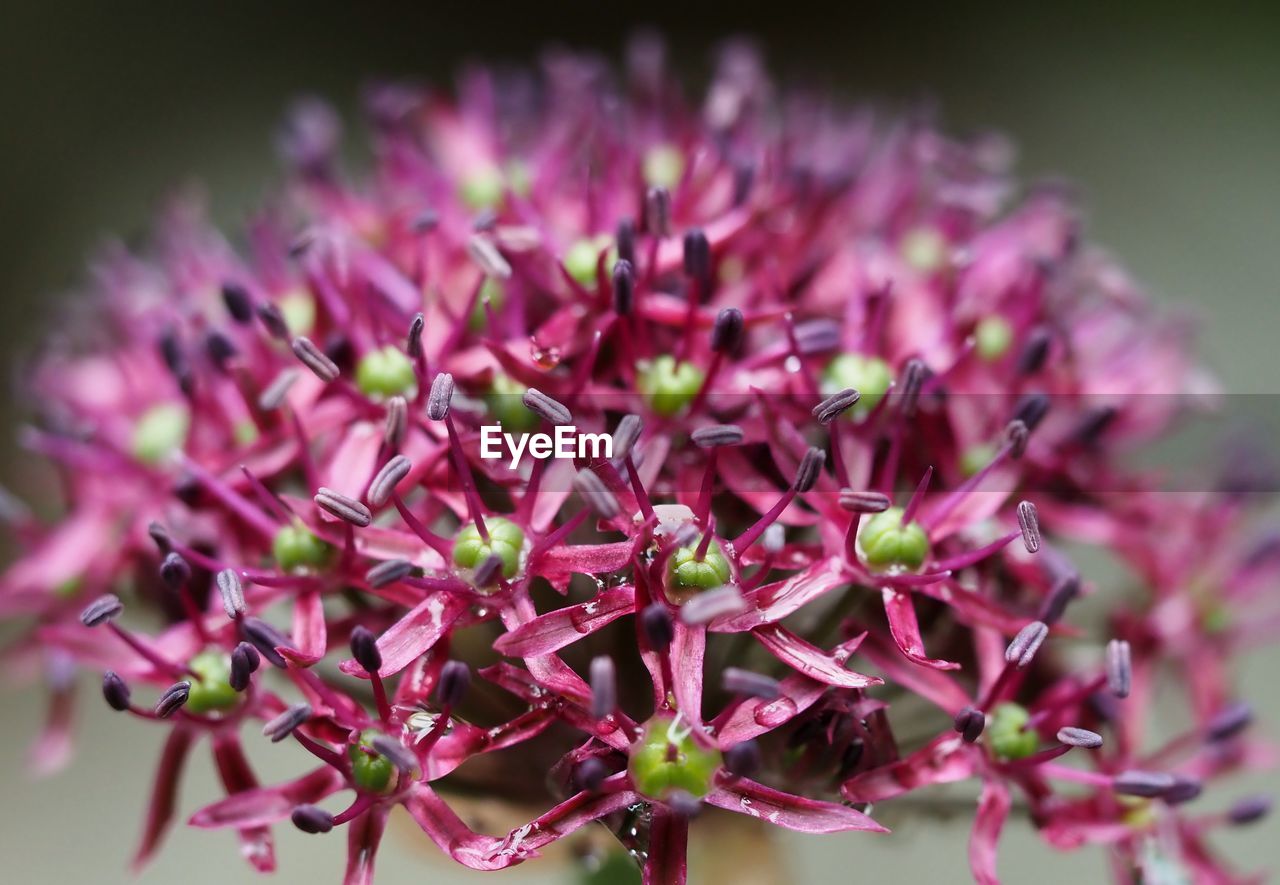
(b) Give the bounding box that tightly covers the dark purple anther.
[1205,702,1253,742]
[794,447,826,493]
[645,186,671,237]
[612,259,635,315]
[641,603,674,651]
[522,388,572,426]
[711,307,745,354]
[221,282,254,324]
[1016,501,1041,553]
[80,594,123,628]
[1056,727,1103,749]
[291,805,334,835]
[722,668,781,700]
[241,617,289,669]
[793,319,841,355]
[291,336,340,383]
[616,218,637,265]
[229,643,258,692]
[159,552,191,590]
[365,559,416,589]
[102,671,131,712]
[205,330,238,371]
[471,554,505,588]
[407,312,425,358]
[1227,795,1272,826]
[263,704,312,742]
[574,469,620,520]
[724,740,762,778]
[813,388,860,424]
[589,656,617,720]
[147,521,172,554]
[436,661,471,707]
[155,681,191,719]
[574,757,608,793]
[682,228,711,283]
[314,487,373,527]
[953,706,986,743]
[349,626,383,675]
[426,373,454,421]
[1112,770,1176,798]
[370,735,418,773]
[668,790,703,819]
[1005,419,1030,459]
[368,455,412,508]
[1163,775,1203,805]
[256,303,290,340]
[1040,573,1080,625]
[691,424,744,448]
[1013,393,1050,431]
[1106,639,1132,699]
[898,359,927,418]
[612,414,643,461]
[1005,621,1049,668]
[1016,326,1052,376]
[838,489,892,513]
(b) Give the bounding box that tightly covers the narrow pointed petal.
[338,594,468,678]
[493,586,634,657]
[969,779,1012,885]
[131,726,197,872]
[882,588,960,670]
[344,804,390,885]
[751,624,882,688]
[211,733,276,872]
[712,557,849,632]
[189,766,345,830]
[708,778,888,833]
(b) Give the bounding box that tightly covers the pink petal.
[842,734,976,802]
[493,586,635,657]
[882,587,960,670]
[644,808,688,885]
[322,421,385,500]
[424,708,557,780]
[708,778,888,834]
[969,779,1012,885]
[344,805,390,885]
[28,661,75,776]
[132,726,197,872]
[856,631,971,714]
[189,766,345,830]
[211,733,276,872]
[717,449,819,527]
[671,622,707,721]
[281,590,327,667]
[714,674,829,745]
[752,624,882,689]
[515,782,638,854]
[711,557,849,632]
[534,541,634,591]
[401,786,528,871]
[339,594,468,678]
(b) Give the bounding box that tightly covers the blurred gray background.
[0,1,1277,881]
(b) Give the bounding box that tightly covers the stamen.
[793,447,825,493]
[680,586,746,624]
[159,552,191,590]
[953,706,986,743]
[1017,326,1052,376]
[711,307,745,354]
[1005,419,1030,459]
[370,735,418,774]
[148,521,172,554]
[641,602,674,651]
[691,424,744,448]
[574,757,609,793]
[383,396,408,449]
[291,805,334,835]
[1205,702,1252,742]
[838,489,891,513]
[1163,775,1203,805]
[645,186,671,237]
[102,671,131,712]
[590,656,617,720]
[724,740,762,778]
[574,469,621,520]
[241,617,290,668]
[897,359,927,418]
[80,594,123,628]
[1005,621,1049,668]
[1016,501,1041,553]
[221,283,255,324]
[616,218,637,265]
[612,414,643,462]
[205,330,238,371]
[258,369,300,411]
[1056,727,1103,749]
[682,229,711,283]
[1012,393,1050,431]
[667,790,703,818]
[290,336,339,382]
[1105,639,1132,698]
[407,312,425,358]
[369,455,412,508]
[1228,795,1273,826]
[216,569,246,619]
[426,373,454,421]
[1039,573,1080,625]
[471,554,505,588]
[436,661,471,708]
[466,234,512,279]
[263,704,312,742]
[229,642,258,692]
[256,303,290,340]
[793,319,841,355]
[155,681,192,719]
[722,668,780,700]
[314,487,373,527]
[1112,770,1176,798]
[522,388,572,425]
[613,259,634,315]
[349,626,383,675]
[365,559,416,589]
[813,388,860,424]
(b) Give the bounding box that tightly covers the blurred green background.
[0,1,1277,881]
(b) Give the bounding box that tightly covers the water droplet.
[784,355,801,373]
[530,339,561,369]
[753,695,798,727]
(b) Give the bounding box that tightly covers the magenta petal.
[931,531,1020,573]
[515,783,639,855]
[29,668,75,776]
[344,804,390,885]
[752,624,883,689]
[712,557,849,632]
[210,732,276,872]
[424,708,557,779]
[401,785,529,871]
[493,586,634,657]
[714,673,829,745]
[842,734,976,802]
[339,594,468,678]
[644,808,689,885]
[882,587,960,670]
[708,778,888,834]
[969,779,1012,885]
[282,590,327,667]
[131,726,197,872]
[857,631,971,714]
[534,541,634,590]
[189,766,345,829]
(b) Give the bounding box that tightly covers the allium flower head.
[0,35,1274,885]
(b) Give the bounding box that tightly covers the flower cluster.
[1,37,1275,884]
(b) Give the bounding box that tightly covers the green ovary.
[133,403,190,464]
[185,650,240,714]
[273,523,334,575]
[452,517,525,582]
[638,356,704,417]
[348,730,397,793]
[857,506,930,573]
[822,354,892,415]
[988,702,1038,761]
[668,540,731,592]
[355,345,417,400]
[628,716,722,801]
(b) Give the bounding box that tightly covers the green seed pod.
[563,235,614,287]
[857,506,930,573]
[355,345,417,400]
[974,315,1014,361]
[452,516,525,582]
[133,403,191,464]
[348,729,397,794]
[184,649,240,714]
[899,226,949,273]
[822,353,893,415]
[627,715,723,801]
[485,372,540,434]
[459,165,506,210]
[638,355,704,417]
[273,523,334,575]
[668,539,731,593]
[642,144,684,190]
[988,702,1039,761]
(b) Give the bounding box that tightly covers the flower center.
[668,539,731,596]
[822,354,892,415]
[452,517,525,584]
[638,356,703,417]
[974,315,1014,361]
[627,715,722,801]
[184,649,241,714]
[355,345,417,400]
[988,702,1038,761]
[133,402,190,464]
[857,506,930,573]
[348,729,397,794]
[273,522,334,575]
